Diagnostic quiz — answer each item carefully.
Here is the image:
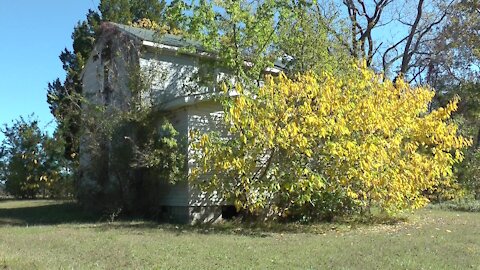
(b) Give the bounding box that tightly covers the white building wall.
[187,102,227,206]
[81,32,231,217]
[139,49,230,208]
[153,108,190,207]
[79,34,138,205]
[139,51,213,108]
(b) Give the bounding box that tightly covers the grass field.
[0,200,479,269]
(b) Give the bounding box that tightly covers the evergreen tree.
[47,10,100,159]
[47,1,167,160]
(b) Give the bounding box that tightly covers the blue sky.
[0,1,99,137]
[0,1,409,140]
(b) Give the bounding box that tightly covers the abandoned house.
[79,22,283,223]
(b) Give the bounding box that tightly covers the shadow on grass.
[89,212,409,238]
[0,200,409,238]
[427,199,480,213]
[0,200,100,226]
[89,220,278,237]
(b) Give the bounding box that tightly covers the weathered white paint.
[186,102,227,206]
[142,40,212,58]
[153,108,190,207]
[142,40,179,52]
[79,34,138,199]
[80,23,237,222]
[139,52,212,105]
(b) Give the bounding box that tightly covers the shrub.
[191,63,471,220]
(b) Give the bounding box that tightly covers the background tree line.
[0,116,73,198]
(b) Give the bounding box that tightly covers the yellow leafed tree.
[190,63,471,220]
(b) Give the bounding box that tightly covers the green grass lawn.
[0,200,479,269]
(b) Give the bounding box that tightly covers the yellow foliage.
[190,63,471,217]
[129,18,183,35]
[130,18,161,31]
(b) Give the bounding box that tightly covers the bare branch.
[382,35,409,73]
[398,0,425,77]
